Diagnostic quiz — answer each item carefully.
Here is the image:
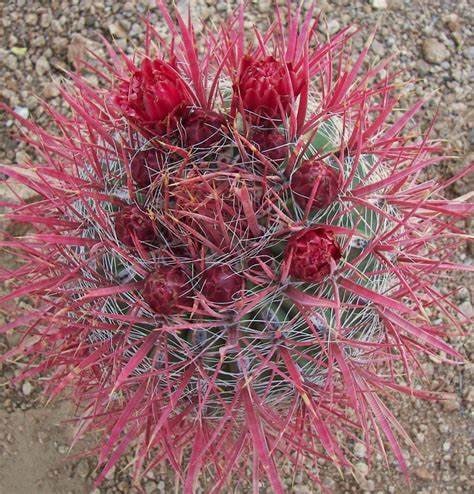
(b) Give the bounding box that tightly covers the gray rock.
[35,56,50,76]
[371,0,388,9]
[75,459,90,479]
[422,38,450,64]
[21,381,33,396]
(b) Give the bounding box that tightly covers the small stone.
[75,459,90,479]
[442,441,451,452]
[319,19,340,35]
[52,36,68,52]
[444,13,460,32]
[43,82,60,99]
[456,286,470,302]
[108,22,127,38]
[422,38,450,64]
[326,19,340,35]
[11,46,27,56]
[441,393,460,411]
[371,0,387,9]
[439,422,450,434]
[57,444,68,454]
[13,106,29,119]
[40,12,52,28]
[366,479,376,491]
[144,481,157,494]
[25,13,38,26]
[4,54,18,70]
[35,56,50,76]
[105,464,116,480]
[414,467,434,481]
[459,300,473,319]
[67,34,89,68]
[464,386,474,403]
[117,480,129,491]
[354,442,367,458]
[257,0,271,13]
[21,381,33,396]
[355,461,369,478]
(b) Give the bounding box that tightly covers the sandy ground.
[0,1,472,493]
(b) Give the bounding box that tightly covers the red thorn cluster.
[235,55,299,122]
[203,265,243,303]
[114,58,190,134]
[286,227,341,282]
[130,149,164,188]
[180,108,227,147]
[143,265,190,315]
[251,129,288,164]
[114,205,156,248]
[291,159,341,210]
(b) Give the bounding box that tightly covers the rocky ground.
[0,1,472,493]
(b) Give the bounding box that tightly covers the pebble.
[4,54,18,70]
[13,106,29,119]
[117,480,129,491]
[57,444,68,454]
[325,19,341,35]
[144,481,157,494]
[75,459,90,479]
[371,0,387,9]
[443,441,451,452]
[441,393,460,412]
[21,381,33,396]
[105,465,116,480]
[422,38,450,64]
[35,56,51,76]
[464,386,474,404]
[108,22,127,38]
[354,442,367,458]
[42,82,60,99]
[355,462,369,478]
[458,300,473,319]
[414,467,434,481]
[25,13,38,26]
[456,286,470,302]
[67,33,90,67]
[257,0,272,13]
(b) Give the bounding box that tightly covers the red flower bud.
[180,108,227,147]
[114,58,191,135]
[285,227,341,283]
[235,55,299,122]
[203,265,243,303]
[291,159,340,210]
[143,266,190,315]
[130,149,164,188]
[115,205,156,248]
[251,129,288,165]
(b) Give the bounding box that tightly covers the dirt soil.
[0,1,472,493]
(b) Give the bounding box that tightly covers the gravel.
[0,1,472,493]
[422,38,451,64]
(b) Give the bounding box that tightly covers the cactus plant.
[0,2,472,492]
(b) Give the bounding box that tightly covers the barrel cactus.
[1,3,472,492]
